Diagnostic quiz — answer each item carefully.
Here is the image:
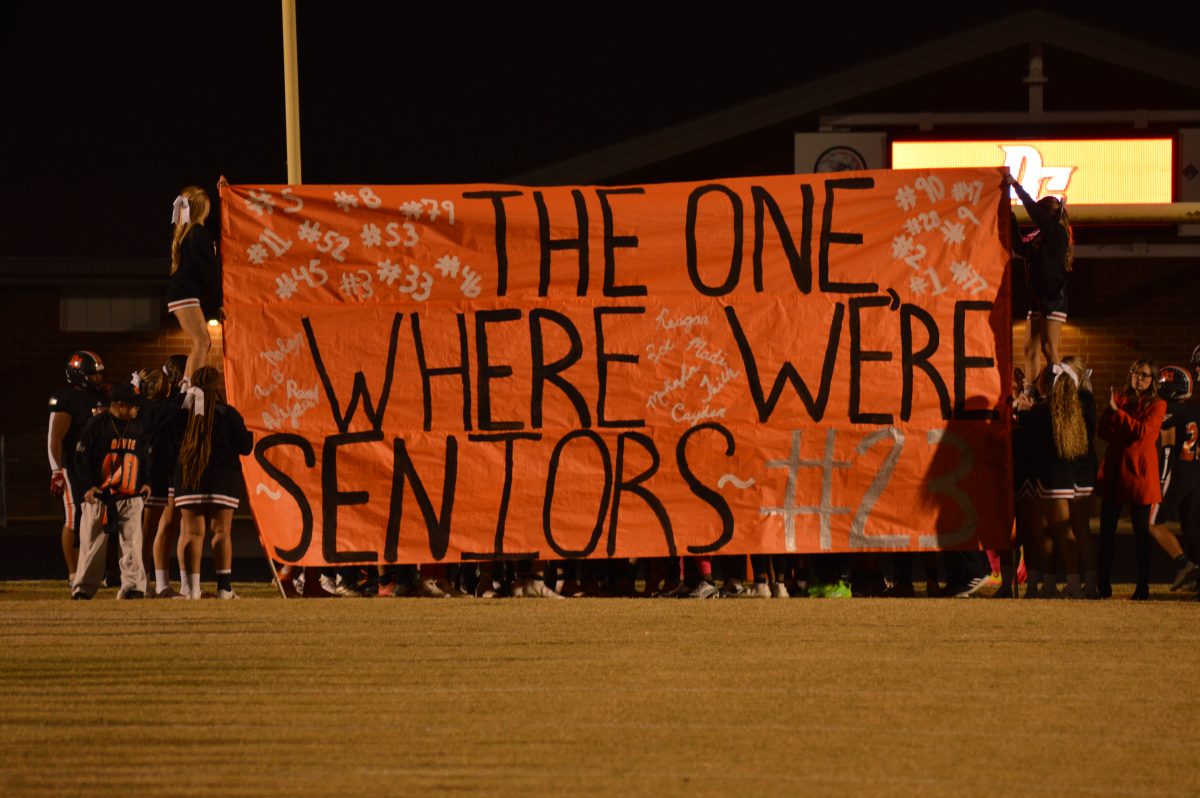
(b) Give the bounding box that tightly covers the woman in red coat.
[1096,359,1166,600]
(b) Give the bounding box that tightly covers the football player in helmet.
[1151,365,1200,593]
[48,351,108,582]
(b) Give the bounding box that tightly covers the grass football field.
[1,581,1198,797]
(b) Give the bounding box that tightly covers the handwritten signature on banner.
[254,331,320,430]
[645,309,743,426]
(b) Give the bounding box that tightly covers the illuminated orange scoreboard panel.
[891,139,1173,204]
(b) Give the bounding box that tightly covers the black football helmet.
[1158,365,1193,402]
[65,351,104,388]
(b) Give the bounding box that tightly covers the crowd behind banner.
[44,346,1200,601]
[41,172,1200,600]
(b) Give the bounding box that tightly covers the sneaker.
[70,591,91,600]
[319,574,338,595]
[686,581,719,599]
[334,574,363,597]
[217,589,240,600]
[120,589,145,600]
[824,580,852,599]
[376,580,397,598]
[155,586,181,599]
[951,576,989,598]
[436,578,463,597]
[412,577,450,598]
[730,582,770,598]
[302,576,337,599]
[769,582,790,599]
[558,579,585,598]
[880,583,916,598]
[718,579,746,598]
[657,582,690,599]
[1169,561,1199,592]
[521,578,565,599]
[807,582,831,598]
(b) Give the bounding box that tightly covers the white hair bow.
[130,372,142,390]
[182,386,206,416]
[171,195,191,226]
[1052,362,1080,387]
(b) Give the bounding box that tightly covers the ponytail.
[169,186,211,274]
[1048,364,1087,460]
[178,366,223,489]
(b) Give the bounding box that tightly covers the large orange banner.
[220,169,1012,566]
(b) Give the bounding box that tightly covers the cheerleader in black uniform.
[173,367,253,599]
[143,355,189,597]
[1003,172,1073,396]
[168,185,222,384]
[132,366,167,577]
[1027,361,1091,597]
[1060,355,1099,597]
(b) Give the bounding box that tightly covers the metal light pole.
[281,0,302,185]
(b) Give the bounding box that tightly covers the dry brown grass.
[1,581,1198,797]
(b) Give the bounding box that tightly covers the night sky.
[1,2,1194,258]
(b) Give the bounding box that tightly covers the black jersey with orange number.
[48,386,108,467]
[1163,401,1200,489]
[73,412,148,498]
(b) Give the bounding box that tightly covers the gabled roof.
[510,11,1200,185]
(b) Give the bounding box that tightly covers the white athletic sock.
[155,569,169,594]
[188,572,201,597]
